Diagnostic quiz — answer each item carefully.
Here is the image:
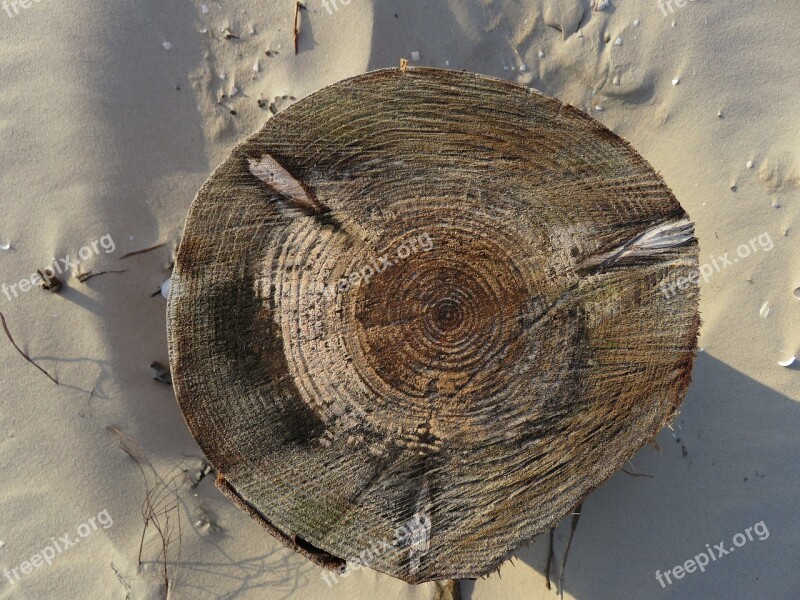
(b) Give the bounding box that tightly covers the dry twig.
[293,1,305,55]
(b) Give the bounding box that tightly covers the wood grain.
[167,67,700,583]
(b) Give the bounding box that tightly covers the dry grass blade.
[622,468,654,479]
[545,528,555,590]
[120,242,167,260]
[78,269,127,283]
[0,311,58,384]
[558,503,583,599]
[108,425,184,599]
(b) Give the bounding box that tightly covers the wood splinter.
[248,154,328,215]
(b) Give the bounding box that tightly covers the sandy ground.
[0,1,797,599]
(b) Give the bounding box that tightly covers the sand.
[0,1,797,599]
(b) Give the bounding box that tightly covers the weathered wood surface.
[167,67,700,583]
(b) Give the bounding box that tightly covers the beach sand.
[0,1,797,598]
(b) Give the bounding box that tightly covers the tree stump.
[167,67,700,583]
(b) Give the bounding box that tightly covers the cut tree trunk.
[167,67,700,584]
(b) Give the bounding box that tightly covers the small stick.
[0,311,58,384]
[120,242,167,260]
[78,269,127,283]
[558,503,583,599]
[293,1,305,55]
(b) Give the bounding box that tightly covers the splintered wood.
[167,68,700,583]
